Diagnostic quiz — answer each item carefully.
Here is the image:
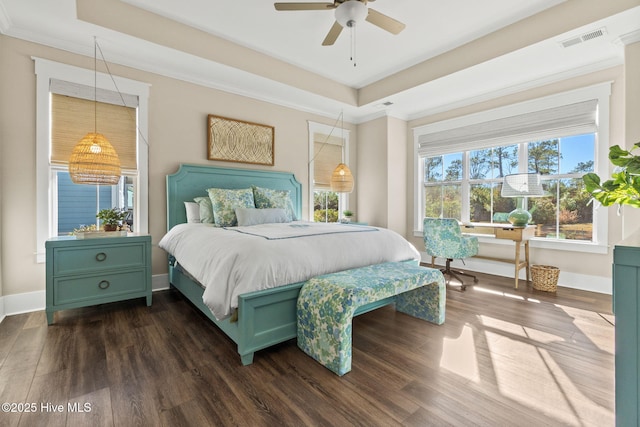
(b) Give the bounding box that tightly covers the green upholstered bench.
[296,261,445,376]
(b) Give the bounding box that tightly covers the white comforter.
[159,222,420,320]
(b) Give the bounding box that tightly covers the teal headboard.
[166,164,303,230]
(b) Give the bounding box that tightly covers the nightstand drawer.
[53,243,145,275]
[53,269,147,305]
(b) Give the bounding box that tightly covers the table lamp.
[501,173,545,226]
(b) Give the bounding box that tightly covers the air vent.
[561,37,582,48]
[561,27,607,48]
[375,101,394,109]
[581,28,606,41]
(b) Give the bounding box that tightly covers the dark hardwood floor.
[0,272,614,426]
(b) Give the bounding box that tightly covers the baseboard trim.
[423,253,611,294]
[2,290,46,317]
[153,273,170,291]
[0,295,6,324]
[0,265,609,326]
[0,273,172,323]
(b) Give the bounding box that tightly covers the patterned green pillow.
[252,186,297,221]
[207,188,255,227]
[193,197,214,224]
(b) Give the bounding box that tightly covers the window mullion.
[461,151,470,222]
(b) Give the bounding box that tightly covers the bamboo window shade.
[313,136,343,191]
[51,93,137,170]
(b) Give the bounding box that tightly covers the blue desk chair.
[423,217,479,291]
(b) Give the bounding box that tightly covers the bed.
[162,164,420,365]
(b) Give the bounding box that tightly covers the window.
[423,153,463,219]
[35,58,149,262]
[50,86,138,234]
[414,83,611,252]
[423,134,595,240]
[468,144,519,223]
[308,121,350,222]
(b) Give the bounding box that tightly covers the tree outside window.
[528,134,594,240]
[422,133,595,242]
[314,191,339,222]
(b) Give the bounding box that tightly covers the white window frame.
[307,120,350,221]
[34,58,150,262]
[413,83,611,254]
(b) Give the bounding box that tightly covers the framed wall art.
[207,114,274,166]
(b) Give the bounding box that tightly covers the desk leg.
[514,242,521,289]
[525,241,530,284]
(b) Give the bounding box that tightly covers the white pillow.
[235,208,291,227]
[184,201,201,223]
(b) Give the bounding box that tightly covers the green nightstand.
[45,234,152,324]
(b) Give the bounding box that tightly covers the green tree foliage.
[425,157,443,182]
[531,197,556,224]
[571,160,594,174]
[469,152,487,180]
[314,191,339,222]
[314,209,339,222]
[494,146,519,177]
[529,139,559,174]
[446,159,462,181]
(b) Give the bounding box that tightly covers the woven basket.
[531,265,559,292]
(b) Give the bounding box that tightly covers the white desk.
[461,223,535,289]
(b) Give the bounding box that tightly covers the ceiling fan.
[274,0,405,46]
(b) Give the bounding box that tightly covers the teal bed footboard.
[169,264,304,364]
[169,263,417,365]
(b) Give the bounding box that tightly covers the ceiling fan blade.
[274,2,336,11]
[365,8,405,35]
[322,21,343,46]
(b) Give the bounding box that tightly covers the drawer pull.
[98,280,110,290]
[96,252,107,262]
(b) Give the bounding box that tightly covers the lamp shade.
[335,0,367,28]
[69,132,122,185]
[330,163,354,193]
[501,173,545,197]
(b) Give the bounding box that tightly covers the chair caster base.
[440,259,478,292]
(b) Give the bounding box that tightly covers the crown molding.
[406,56,622,121]
[617,28,640,46]
[2,23,362,122]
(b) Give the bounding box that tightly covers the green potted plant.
[583,142,640,208]
[342,209,354,223]
[97,208,128,231]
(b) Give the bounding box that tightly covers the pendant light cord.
[352,24,357,67]
[308,111,344,165]
[94,37,150,148]
[348,22,357,67]
[93,36,97,133]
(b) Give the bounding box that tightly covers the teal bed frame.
[166,164,404,365]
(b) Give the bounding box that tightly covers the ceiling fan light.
[335,0,367,28]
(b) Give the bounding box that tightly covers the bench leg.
[395,277,446,325]
[297,282,357,376]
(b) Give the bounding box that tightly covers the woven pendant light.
[69,132,121,185]
[68,37,121,185]
[330,163,354,193]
